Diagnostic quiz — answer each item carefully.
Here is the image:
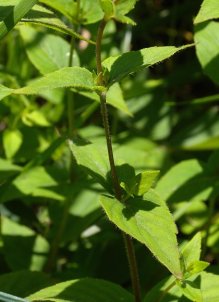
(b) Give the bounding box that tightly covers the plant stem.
[96,19,141,302]
[157,281,176,302]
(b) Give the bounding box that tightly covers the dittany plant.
[0,0,219,302]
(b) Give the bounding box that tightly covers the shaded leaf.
[0,271,52,297]
[68,139,110,190]
[2,216,49,271]
[20,5,95,44]
[28,278,134,302]
[39,0,77,22]
[0,158,21,182]
[100,189,183,279]
[0,0,37,40]
[19,26,79,75]
[103,45,192,85]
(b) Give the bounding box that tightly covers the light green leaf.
[68,139,110,190]
[22,110,50,127]
[100,0,115,19]
[114,0,137,25]
[0,67,102,102]
[156,159,204,201]
[79,0,104,24]
[181,233,209,278]
[3,129,23,159]
[39,0,77,22]
[177,279,202,302]
[13,166,57,195]
[20,5,95,44]
[194,0,219,24]
[19,26,79,75]
[100,189,183,279]
[0,85,13,100]
[15,67,102,95]
[144,272,219,302]
[133,171,159,196]
[115,0,137,15]
[40,0,104,25]
[103,44,192,85]
[114,14,136,26]
[121,170,159,196]
[28,278,134,302]
[185,261,209,278]
[107,83,132,115]
[181,233,202,269]
[194,21,219,85]
[0,0,37,39]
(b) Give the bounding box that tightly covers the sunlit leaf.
[100,189,183,279]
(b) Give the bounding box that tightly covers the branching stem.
[96,18,141,302]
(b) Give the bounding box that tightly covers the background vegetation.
[0,0,219,301]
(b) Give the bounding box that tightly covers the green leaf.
[103,44,192,85]
[181,233,202,270]
[156,159,204,201]
[13,166,57,195]
[19,26,79,75]
[28,278,134,302]
[114,0,137,25]
[106,83,132,115]
[0,67,102,102]
[22,110,50,127]
[3,129,23,159]
[114,14,136,26]
[0,158,21,182]
[177,279,202,302]
[2,216,49,271]
[144,272,219,302]
[194,21,219,85]
[74,82,132,115]
[39,0,77,22]
[20,5,95,44]
[121,170,159,196]
[68,139,110,190]
[170,109,219,149]
[100,0,115,20]
[185,261,209,278]
[156,158,219,212]
[194,0,219,24]
[0,84,13,99]
[79,0,104,24]
[0,271,52,297]
[100,189,183,279]
[40,0,104,25]
[115,0,137,15]
[0,0,37,39]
